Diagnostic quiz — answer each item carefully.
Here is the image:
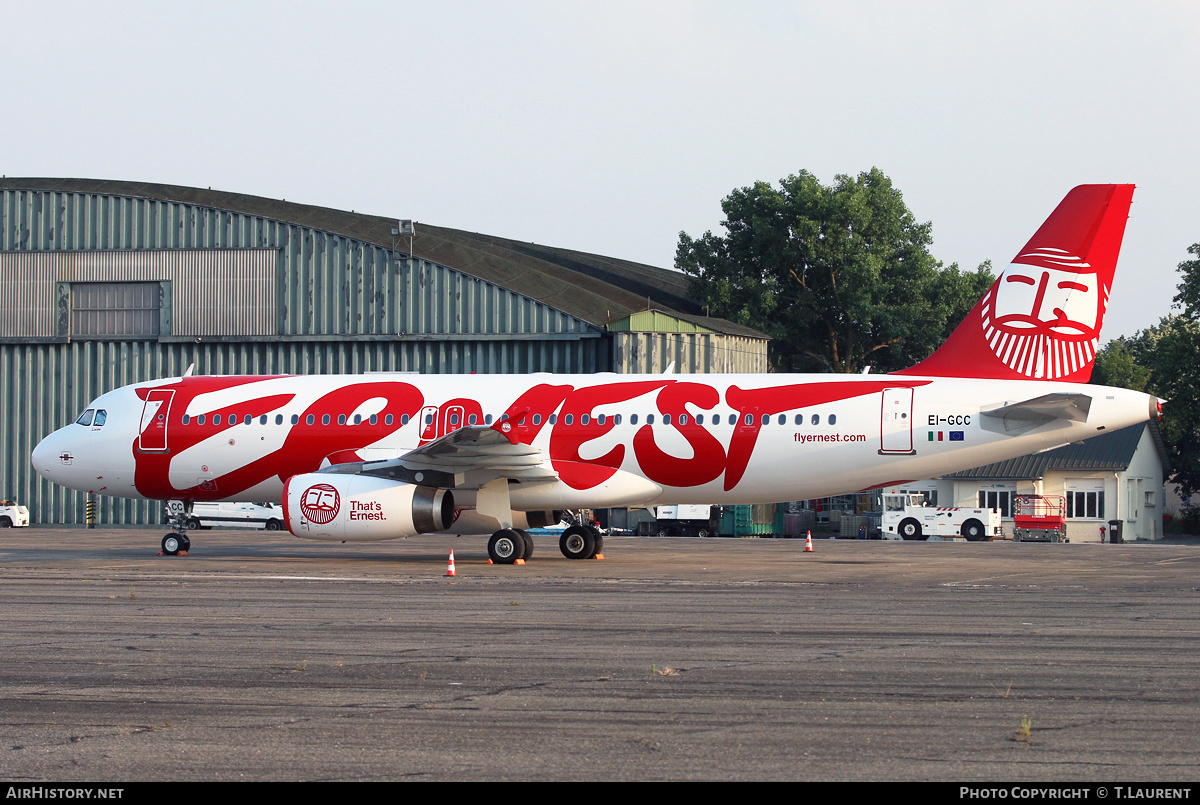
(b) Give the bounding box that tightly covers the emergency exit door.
[879,387,915,455]
[138,389,174,452]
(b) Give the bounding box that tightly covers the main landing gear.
[161,499,194,556]
[559,524,603,561]
[484,523,603,564]
[487,528,534,564]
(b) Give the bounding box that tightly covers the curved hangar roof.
[0,177,764,339]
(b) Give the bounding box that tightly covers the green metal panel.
[724,503,780,537]
[608,310,716,334]
[611,332,768,373]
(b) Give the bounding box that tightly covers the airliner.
[31,184,1158,563]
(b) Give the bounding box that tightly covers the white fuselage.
[31,372,1155,519]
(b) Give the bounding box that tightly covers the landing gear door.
[139,389,174,452]
[879,387,915,455]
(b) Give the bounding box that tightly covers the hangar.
[0,178,768,525]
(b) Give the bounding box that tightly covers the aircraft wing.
[318,425,558,490]
[979,393,1092,434]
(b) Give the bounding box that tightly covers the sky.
[5,0,1198,341]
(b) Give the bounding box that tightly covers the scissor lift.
[1013,495,1067,543]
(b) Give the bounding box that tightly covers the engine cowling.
[282,473,454,541]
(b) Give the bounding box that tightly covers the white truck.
[185,501,285,531]
[0,500,30,528]
[881,493,1002,541]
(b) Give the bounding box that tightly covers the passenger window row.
[177,411,838,427]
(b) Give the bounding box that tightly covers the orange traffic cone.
[446,550,456,577]
[805,531,814,552]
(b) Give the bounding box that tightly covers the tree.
[1152,243,1200,500]
[677,168,993,373]
[1171,243,1200,316]
[1145,316,1200,500]
[1091,334,1154,393]
[1093,243,1200,501]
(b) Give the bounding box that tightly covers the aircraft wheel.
[180,534,191,552]
[559,525,596,560]
[162,534,182,556]
[962,519,985,541]
[593,534,604,555]
[488,529,525,565]
[898,518,923,541]
[515,529,534,561]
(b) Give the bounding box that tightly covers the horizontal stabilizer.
[980,393,1092,434]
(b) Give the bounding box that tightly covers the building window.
[1066,480,1106,519]
[68,282,164,339]
[978,487,1015,517]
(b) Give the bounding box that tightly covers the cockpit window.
[93,410,107,427]
[76,409,95,426]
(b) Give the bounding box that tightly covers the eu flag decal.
[949,431,964,441]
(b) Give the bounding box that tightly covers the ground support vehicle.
[881,494,1003,541]
[636,505,717,537]
[0,500,30,528]
[186,501,285,531]
[1012,495,1067,543]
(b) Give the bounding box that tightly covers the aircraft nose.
[31,429,68,480]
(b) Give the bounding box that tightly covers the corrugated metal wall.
[1,189,592,338]
[0,249,278,337]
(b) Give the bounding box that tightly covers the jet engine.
[282,473,454,541]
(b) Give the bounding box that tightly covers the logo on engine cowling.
[300,483,340,524]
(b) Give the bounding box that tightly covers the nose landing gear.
[161,532,191,556]
[161,499,194,556]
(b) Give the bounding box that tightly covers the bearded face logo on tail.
[982,247,1105,380]
[896,184,1134,383]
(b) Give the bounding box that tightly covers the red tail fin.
[895,184,1135,382]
